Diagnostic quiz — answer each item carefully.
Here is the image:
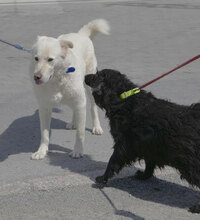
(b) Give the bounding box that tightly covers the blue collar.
[66,67,75,74]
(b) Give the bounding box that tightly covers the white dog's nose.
[34,72,42,81]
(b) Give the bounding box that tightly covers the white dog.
[30,19,110,159]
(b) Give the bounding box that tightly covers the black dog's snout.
[85,74,94,87]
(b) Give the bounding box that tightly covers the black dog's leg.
[134,160,155,180]
[96,150,125,184]
[189,204,200,213]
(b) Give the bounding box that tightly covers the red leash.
[139,54,200,90]
[120,54,200,99]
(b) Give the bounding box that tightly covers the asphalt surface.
[0,0,200,219]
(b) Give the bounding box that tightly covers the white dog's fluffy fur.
[30,19,110,159]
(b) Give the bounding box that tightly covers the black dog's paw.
[134,170,152,180]
[189,204,200,213]
[95,175,107,184]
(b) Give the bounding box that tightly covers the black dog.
[85,69,200,213]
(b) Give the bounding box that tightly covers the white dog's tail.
[78,19,110,39]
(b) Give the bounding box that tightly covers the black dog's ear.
[95,69,103,76]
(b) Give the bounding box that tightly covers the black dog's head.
[85,69,136,110]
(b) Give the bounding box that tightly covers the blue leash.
[0,39,31,53]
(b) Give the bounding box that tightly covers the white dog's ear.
[36,35,42,41]
[60,40,73,55]
[31,36,41,51]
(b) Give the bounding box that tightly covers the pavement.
[0,0,200,219]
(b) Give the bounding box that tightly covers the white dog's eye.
[48,58,54,62]
[35,56,39,62]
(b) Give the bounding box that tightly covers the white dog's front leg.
[86,86,103,135]
[69,104,86,158]
[66,111,76,130]
[32,106,52,160]
[91,103,103,135]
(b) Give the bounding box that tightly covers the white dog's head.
[31,36,73,85]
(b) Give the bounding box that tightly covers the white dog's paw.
[69,149,83,159]
[31,150,47,160]
[92,126,103,135]
[66,123,76,130]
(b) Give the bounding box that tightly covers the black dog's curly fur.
[85,69,200,213]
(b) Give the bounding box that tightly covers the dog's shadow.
[0,110,39,161]
[93,175,200,212]
[0,109,93,162]
[0,110,67,161]
[0,111,200,216]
